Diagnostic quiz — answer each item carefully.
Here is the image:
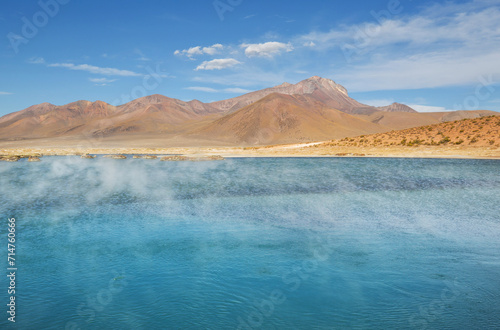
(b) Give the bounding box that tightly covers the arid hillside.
[319,115,500,148]
[191,93,388,145]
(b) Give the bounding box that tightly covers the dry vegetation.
[321,115,500,148]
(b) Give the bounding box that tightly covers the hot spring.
[1,157,499,329]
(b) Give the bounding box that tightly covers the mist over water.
[1,157,499,329]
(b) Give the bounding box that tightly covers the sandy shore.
[1,143,499,159]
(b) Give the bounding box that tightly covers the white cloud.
[89,78,117,85]
[0,91,13,95]
[408,104,454,112]
[185,86,252,94]
[180,46,203,58]
[48,63,142,77]
[296,5,500,91]
[202,44,223,55]
[241,42,294,58]
[175,44,224,59]
[300,6,500,51]
[224,87,252,93]
[28,57,137,80]
[336,52,500,92]
[195,58,241,71]
[358,99,394,107]
[27,57,45,64]
[303,41,316,47]
[185,86,219,93]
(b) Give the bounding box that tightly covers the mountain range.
[0,76,496,146]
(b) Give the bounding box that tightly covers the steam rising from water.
[1,157,499,328]
[2,157,499,240]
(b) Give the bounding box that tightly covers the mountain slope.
[0,95,225,140]
[193,93,389,145]
[353,109,497,131]
[377,102,417,113]
[0,101,121,139]
[321,115,500,147]
[209,76,415,114]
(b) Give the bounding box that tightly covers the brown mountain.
[377,102,416,113]
[0,76,497,146]
[209,76,413,114]
[0,95,223,140]
[354,108,495,131]
[192,93,389,145]
[87,95,223,137]
[0,100,120,139]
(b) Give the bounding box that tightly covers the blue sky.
[1,0,499,117]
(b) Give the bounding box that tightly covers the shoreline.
[1,144,499,160]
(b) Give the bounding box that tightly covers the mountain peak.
[92,100,110,107]
[377,102,416,113]
[305,76,337,85]
[296,76,349,97]
[136,94,170,104]
[277,82,292,87]
[208,75,356,113]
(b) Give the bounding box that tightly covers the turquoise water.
[1,157,499,329]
